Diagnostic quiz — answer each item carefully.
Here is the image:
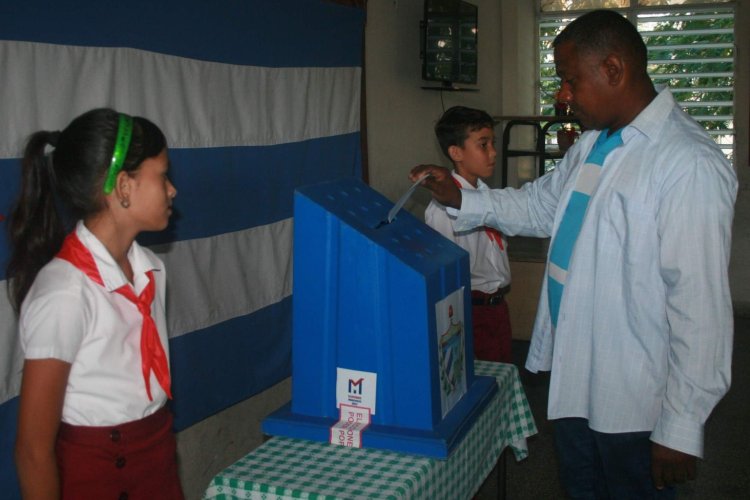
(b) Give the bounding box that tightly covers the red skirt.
[56,405,184,500]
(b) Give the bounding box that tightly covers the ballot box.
[262,177,497,458]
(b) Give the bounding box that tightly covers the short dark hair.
[435,106,495,158]
[553,9,647,70]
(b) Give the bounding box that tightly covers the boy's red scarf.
[451,176,504,250]
[56,232,172,401]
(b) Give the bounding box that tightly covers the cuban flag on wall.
[0,1,365,495]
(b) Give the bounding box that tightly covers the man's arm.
[650,145,737,487]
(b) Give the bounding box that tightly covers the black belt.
[471,286,510,306]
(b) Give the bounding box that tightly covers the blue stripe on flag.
[139,133,362,247]
[169,297,293,431]
[0,133,361,275]
[0,397,20,499]
[0,159,19,276]
[0,0,364,67]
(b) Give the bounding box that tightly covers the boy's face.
[448,126,497,186]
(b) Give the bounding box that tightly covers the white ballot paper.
[386,172,432,224]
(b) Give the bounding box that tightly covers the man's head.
[435,106,497,185]
[553,9,654,131]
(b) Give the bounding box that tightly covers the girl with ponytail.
[8,108,183,499]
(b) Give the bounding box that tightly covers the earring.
[120,198,130,208]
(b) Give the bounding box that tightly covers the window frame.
[536,0,737,163]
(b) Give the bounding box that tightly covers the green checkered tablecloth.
[203,361,537,500]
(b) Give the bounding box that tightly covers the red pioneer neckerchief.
[451,176,505,250]
[56,231,172,401]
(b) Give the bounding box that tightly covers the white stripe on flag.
[153,218,293,338]
[0,293,21,403]
[0,41,361,158]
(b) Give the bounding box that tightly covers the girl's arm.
[15,358,71,500]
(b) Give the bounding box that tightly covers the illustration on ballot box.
[437,296,467,417]
[262,177,497,458]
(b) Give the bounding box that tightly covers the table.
[203,361,537,500]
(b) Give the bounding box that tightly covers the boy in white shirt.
[425,106,512,362]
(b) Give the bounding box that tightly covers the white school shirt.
[425,172,510,293]
[451,87,736,458]
[20,221,170,426]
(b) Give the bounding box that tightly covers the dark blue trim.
[0,0,364,67]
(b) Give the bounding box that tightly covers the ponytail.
[7,131,66,311]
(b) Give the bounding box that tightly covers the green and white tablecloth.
[203,361,537,500]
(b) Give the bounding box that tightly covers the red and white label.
[329,404,371,448]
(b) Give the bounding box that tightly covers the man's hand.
[408,165,462,209]
[651,442,697,490]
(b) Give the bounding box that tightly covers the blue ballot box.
[262,177,497,458]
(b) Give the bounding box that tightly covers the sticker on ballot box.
[436,287,467,418]
[330,404,371,448]
[336,367,377,414]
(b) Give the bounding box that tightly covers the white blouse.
[20,221,170,426]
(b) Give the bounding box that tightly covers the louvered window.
[538,0,736,166]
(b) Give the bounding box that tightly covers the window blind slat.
[537,3,735,162]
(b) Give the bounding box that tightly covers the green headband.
[103,113,134,194]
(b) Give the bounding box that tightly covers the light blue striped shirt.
[453,88,737,457]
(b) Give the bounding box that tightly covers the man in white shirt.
[410,9,736,498]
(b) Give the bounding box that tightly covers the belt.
[471,285,510,306]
